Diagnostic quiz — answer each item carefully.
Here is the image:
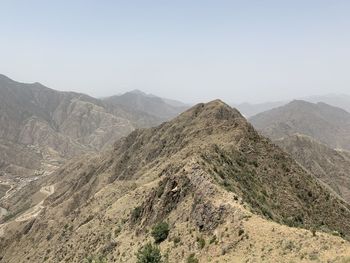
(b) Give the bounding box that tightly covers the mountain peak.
[287,99,313,107]
[129,89,146,95]
[179,99,244,123]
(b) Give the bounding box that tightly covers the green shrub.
[136,243,162,263]
[84,255,107,263]
[196,237,206,249]
[209,235,217,244]
[132,206,142,220]
[186,253,199,263]
[173,236,181,245]
[151,222,170,243]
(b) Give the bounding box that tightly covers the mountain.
[304,94,350,113]
[0,74,186,179]
[234,101,286,118]
[250,100,350,151]
[103,89,188,121]
[234,94,350,118]
[1,100,350,262]
[276,134,350,203]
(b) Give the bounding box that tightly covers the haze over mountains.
[235,94,350,117]
[1,74,350,262]
[250,100,350,151]
[0,74,186,179]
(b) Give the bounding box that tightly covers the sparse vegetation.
[173,236,181,245]
[136,242,162,263]
[311,228,317,237]
[132,206,142,221]
[209,235,217,244]
[84,255,107,263]
[186,253,199,263]
[151,222,170,243]
[197,236,206,249]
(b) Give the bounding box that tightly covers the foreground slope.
[1,100,350,262]
[250,100,350,151]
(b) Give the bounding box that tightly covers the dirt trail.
[0,182,14,200]
[15,185,55,222]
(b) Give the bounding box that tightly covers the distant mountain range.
[103,89,188,121]
[0,74,187,178]
[250,100,350,151]
[250,100,350,204]
[235,94,350,117]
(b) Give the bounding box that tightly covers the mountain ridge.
[0,74,187,179]
[250,100,350,151]
[1,100,350,262]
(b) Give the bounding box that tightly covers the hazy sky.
[1,0,350,103]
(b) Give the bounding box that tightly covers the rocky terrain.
[276,134,350,203]
[1,101,350,262]
[0,74,186,179]
[250,100,350,151]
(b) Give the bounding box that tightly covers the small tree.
[136,242,162,263]
[151,222,170,243]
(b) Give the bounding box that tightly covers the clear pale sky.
[1,0,349,103]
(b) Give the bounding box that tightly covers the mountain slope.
[276,134,350,203]
[1,100,350,262]
[233,94,350,118]
[234,101,286,117]
[305,94,350,113]
[0,75,182,179]
[103,89,188,121]
[250,100,350,151]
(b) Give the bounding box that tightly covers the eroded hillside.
[276,134,350,203]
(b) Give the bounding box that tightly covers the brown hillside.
[276,134,350,203]
[250,100,350,151]
[1,100,350,262]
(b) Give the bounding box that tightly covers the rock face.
[250,100,350,151]
[276,134,350,203]
[1,100,350,262]
[0,74,186,178]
